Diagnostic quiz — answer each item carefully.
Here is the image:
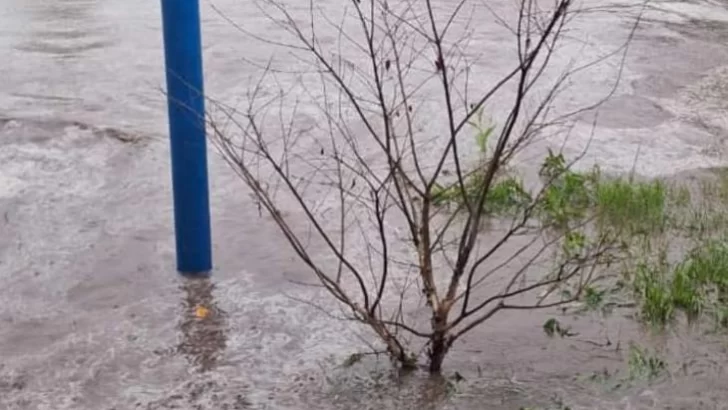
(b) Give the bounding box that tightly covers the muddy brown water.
[3,0,728,409]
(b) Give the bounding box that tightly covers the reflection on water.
[14,0,112,57]
[177,278,228,372]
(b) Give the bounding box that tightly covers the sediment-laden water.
[2,0,728,408]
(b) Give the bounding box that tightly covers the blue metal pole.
[160,0,212,274]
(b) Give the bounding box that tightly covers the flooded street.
[3,0,728,409]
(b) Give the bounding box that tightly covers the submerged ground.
[2,0,728,408]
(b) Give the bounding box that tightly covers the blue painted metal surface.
[160,0,212,274]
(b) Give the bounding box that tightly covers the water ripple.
[12,0,113,58]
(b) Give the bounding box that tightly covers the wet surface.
[14,0,112,57]
[3,0,728,408]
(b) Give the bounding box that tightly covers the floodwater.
[2,0,728,409]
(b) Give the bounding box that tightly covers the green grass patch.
[633,260,674,326]
[594,178,667,235]
[431,128,728,334]
[668,266,701,320]
[628,240,728,328]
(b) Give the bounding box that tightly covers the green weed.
[680,241,728,291]
[627,344,666,381]
[538,151,597,228]
[628,240,728,328]
[633,261,674,326]
[431,174,531,216]
[432,115,531,216]
[668,266,701,320]
[484,176,532,215]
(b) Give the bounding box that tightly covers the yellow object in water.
[194,305,210,319]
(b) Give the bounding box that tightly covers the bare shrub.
[208,0,640,372]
